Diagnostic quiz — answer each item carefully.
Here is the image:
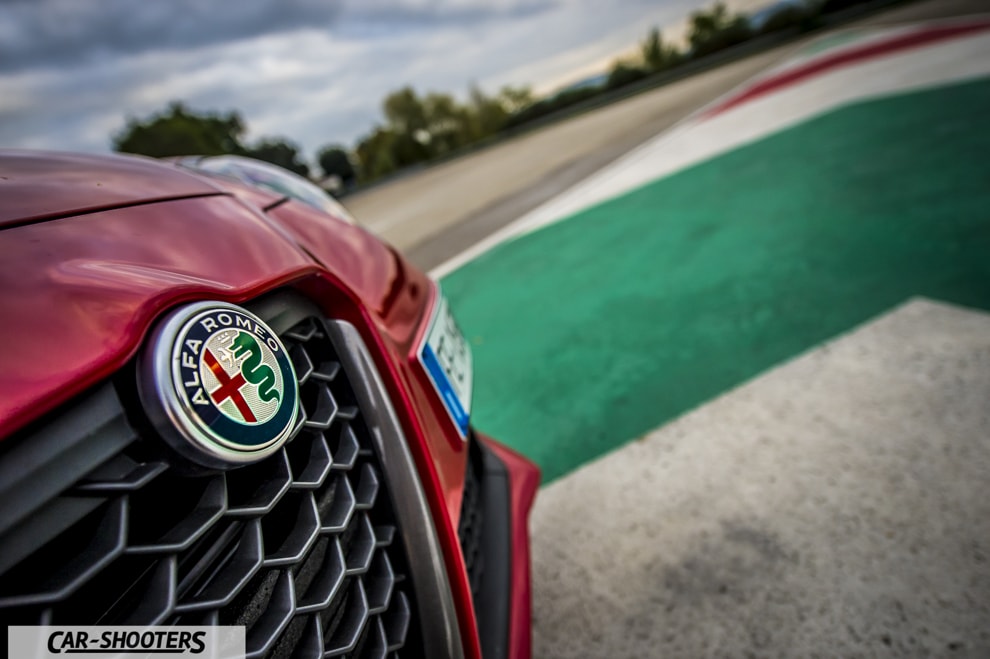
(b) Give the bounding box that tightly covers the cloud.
[0,0,324,73]
[0,0,740,159]
[0,0,557,73]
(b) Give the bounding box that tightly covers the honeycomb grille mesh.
[0,316,420,659]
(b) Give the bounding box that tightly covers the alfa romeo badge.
[140,301,299,466]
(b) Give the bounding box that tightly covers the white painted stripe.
[744,14,988,82]
[430,22,990,279]
[530,297,990,656]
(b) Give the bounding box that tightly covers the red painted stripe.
[204,349,257,423]
[703,19,990,119]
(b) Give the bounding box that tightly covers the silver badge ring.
[139,301,299,468]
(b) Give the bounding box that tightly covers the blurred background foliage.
[114,101,310,177]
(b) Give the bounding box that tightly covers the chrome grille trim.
[326,320,465,659]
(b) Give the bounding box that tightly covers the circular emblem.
[140,301,299,466]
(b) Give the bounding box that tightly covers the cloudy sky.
[0,0,770,161]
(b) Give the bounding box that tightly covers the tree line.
[113,101,313,177]
[112,0,879,190]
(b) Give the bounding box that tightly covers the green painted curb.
[445,77,990,482]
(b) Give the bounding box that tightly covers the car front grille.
[0,309,423,659]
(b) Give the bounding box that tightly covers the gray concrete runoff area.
[530,298,990,658]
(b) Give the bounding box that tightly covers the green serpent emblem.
[230,331,280,403]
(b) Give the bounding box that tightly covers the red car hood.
[0,151,431,438]
[0,150,226,228]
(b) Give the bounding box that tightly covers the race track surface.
[347,0,987,272]
[351,1,990,655]
[445,43,990,480]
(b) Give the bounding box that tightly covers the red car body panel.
[0,150,538,659]
[0,150,222,227]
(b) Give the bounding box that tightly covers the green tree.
[640,27,679,72]
[244,138,309,177]
[423,92,473,154]
[390,131,431,168]
[758,3,817,35]
[383,87,429,135]
[501,86,599,131]
[112,102,246,157]
[606,60,648,90]
[359,83,538,179]
[688,1,751,58]
[355,128,398,182]
[497,85,534,114]
[317,145,356,186]
[467,85,508,141]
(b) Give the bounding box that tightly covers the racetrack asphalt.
[346,2,990,656]
[347,0,988,272]
[459,16,990,657]
[436,12,988,657]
